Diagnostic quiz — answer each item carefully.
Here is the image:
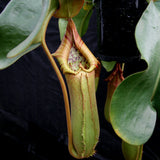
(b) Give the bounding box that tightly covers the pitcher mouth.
[68,44,90,72]
[53,19,99,75]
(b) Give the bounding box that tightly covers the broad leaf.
[110,1,160,145]
[0,0,58,69]
[58,0,94,39]
[53,0,84,18]
[152,79,160,117]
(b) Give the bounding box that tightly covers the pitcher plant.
[53,19,100,159]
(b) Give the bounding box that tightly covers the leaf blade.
[110,1,160,145]
[0,0,58,69]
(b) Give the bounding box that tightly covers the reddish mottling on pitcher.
[104,63,124,123]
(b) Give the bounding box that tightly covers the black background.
[0,0,160,160]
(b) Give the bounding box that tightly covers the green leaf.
[58,18,68,40]
[101,61,116,72]
[110,1,160,145]
[53,0,84,18]
[122,141,143,160]
[147,0,157,3]
[58,0,94,39]
[152,79,160,117]
[0,0,58,69]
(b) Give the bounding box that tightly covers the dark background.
[0,0,160,160]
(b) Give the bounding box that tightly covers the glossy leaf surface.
[0,0,58,69]
[110,1,160,145]
[152,79,160,117]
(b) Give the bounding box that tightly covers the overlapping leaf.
[58,0,94,39]
[0,0,58,69]
[110,0,160,145]
[53,0,84,18]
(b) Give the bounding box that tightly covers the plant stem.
[42,34,73,151]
